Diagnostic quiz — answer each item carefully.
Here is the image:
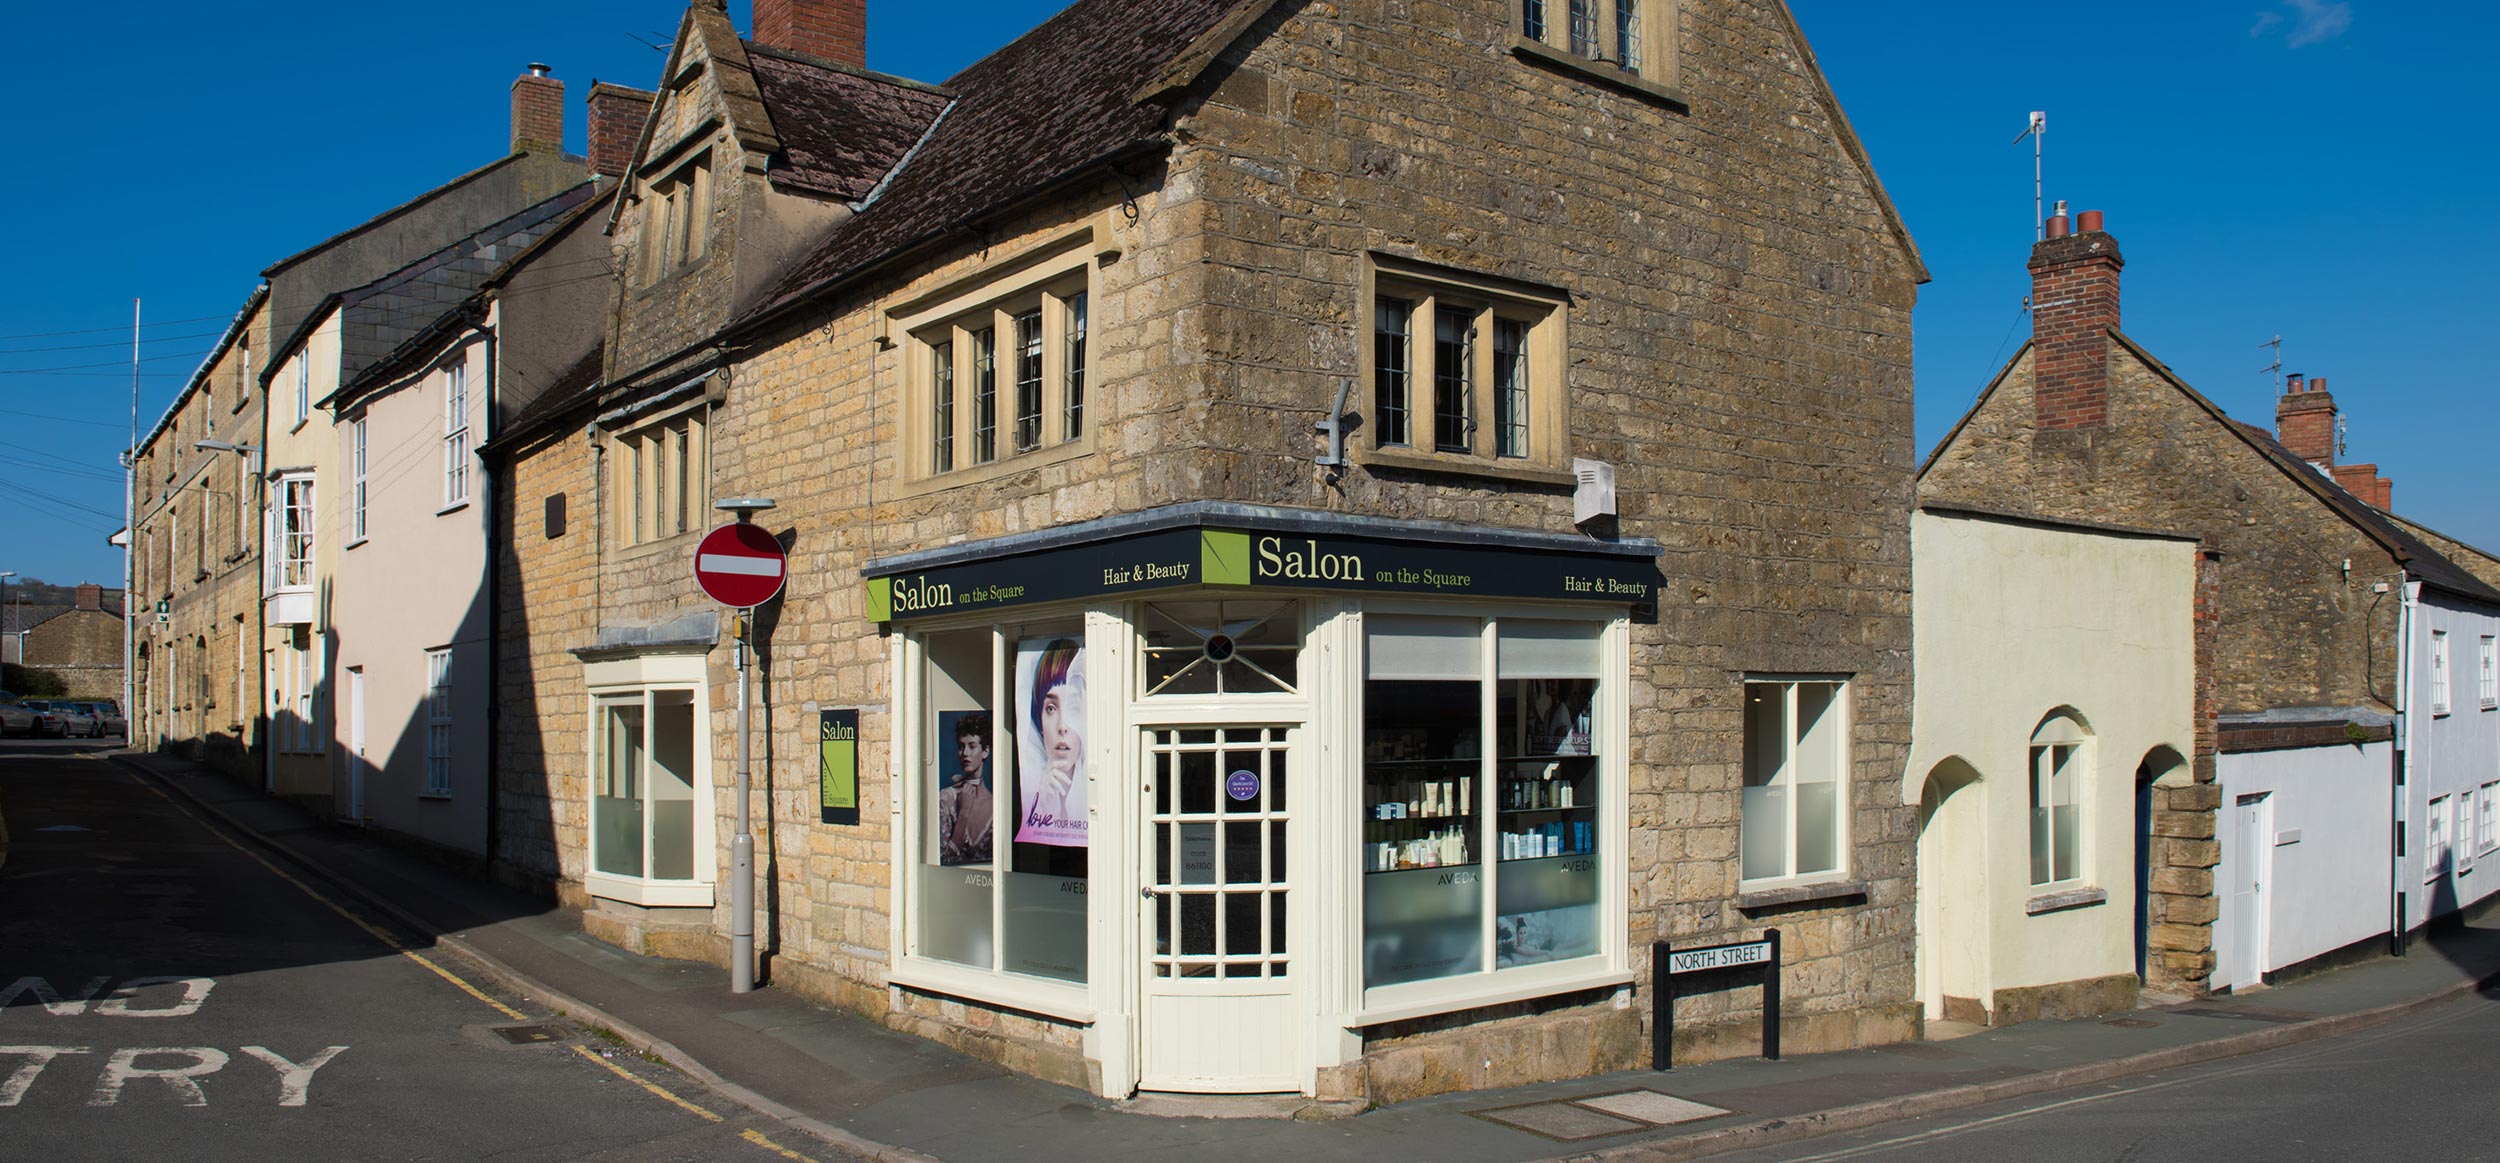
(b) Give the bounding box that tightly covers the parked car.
[76,700,125,738]
[17,699,70,738]
[0,691,34,738]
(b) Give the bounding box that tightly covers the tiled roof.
[2226,419,2500,607]
[1,605,70,635]
[331,184,600,396]
[746,45,951,201]
[740,0,1253,325]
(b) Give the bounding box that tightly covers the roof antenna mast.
[2259,334,2283,398]
[2015,111,2046,240]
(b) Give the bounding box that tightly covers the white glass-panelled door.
[1139,724,1306,1092]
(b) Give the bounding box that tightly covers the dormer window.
[644,155,712,282]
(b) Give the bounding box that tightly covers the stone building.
[494,0,1926,1102]
[130,290,271,777]
[6,584,126,699]
[1920,209,2500,996]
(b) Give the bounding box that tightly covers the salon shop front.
[865,503,1660,1098]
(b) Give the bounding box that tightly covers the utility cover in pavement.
[1472,1089,1733,1141]
[492,1024,570,1045]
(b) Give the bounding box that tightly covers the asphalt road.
[0,741,858,1162]
[1703,984,2500,1163]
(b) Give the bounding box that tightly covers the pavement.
[90,748,2500,1163]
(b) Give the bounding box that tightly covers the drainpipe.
[2392,577,2420,955]
[471,310,501,870]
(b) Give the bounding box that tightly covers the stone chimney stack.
[75,583,101,611]
[511,63,565,155]
[586,83,657,179]
[754,0,867,68]
[2027,206,2124,431]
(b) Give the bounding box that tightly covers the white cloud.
[2255,0,2352,48]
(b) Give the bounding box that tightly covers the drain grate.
[491,1024,569,1045]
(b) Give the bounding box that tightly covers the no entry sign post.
[699,502,782,995]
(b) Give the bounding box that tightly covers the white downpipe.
[2392,578,2420,951]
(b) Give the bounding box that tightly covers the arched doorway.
[1916,757,1988,1024]
[2134,746,2189,986]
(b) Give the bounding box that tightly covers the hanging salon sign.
[867,522,1659,623]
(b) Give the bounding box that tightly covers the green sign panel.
[819,709,859,826]
[868,525,1657,622]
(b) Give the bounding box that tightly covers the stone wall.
[509,0,1924,1098]
[130,301,270,782]
[493,420,601,900]
[1165,0,1922,1089]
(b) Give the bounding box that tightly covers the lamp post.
[712,497,777,994]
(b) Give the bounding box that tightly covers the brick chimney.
[586,83,656,179]
[75,583,101,611]
[2275,374,2395,509]
[754,0,866,68]
[2028,206,2124,431]
[2274,373,2336,466]
[511,63,565,154]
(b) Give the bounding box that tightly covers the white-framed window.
[424,648,453,797]
[2479,782,2498,855]
[1364,256,1568,474]
[611,405,708,547]
[902,617,1093,1000]
[1359,613,1618,999]
[237,342,252,410]
[2479,635,2496,709]
[442,361,470,507]
[351,416,369,543]
[2431,630,2450,716]
[1740,678,1849,886]
[1514,0,1678,93]
[906,267,1090,479]
[2028,712,2090,887]
[587,651,714,907]
[294,356,310,427]
[2428,794,2453,882]
[275,477,314,588]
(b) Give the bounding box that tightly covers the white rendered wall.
[2408,591,2500,928]
[1908,512,2198,1013]
[2217,741,2392,986]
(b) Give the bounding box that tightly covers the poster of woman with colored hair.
[1014,637,1088,847]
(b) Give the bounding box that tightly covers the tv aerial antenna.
[2259,334,2283,397]
[2014,111,2046,239]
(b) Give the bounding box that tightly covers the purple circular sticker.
[1226,769,1260,802]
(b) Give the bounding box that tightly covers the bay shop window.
[585,652,715,907]
[872,509,1652,1092]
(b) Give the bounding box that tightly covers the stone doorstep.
[1470,1088,1734,1142]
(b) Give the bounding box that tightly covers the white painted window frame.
[1737,676,1854,891]
[583,649,717,908]
[442,360,471,509]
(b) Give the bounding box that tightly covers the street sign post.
[699,504,781,996]
[1653,930,1782,1070]
[693,522,788,609]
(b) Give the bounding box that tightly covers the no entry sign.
[694,522,787,609]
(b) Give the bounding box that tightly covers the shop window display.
[1362,615,1605,989]
[917,624,1089,984]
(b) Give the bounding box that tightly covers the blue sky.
[2,0,2490,593]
